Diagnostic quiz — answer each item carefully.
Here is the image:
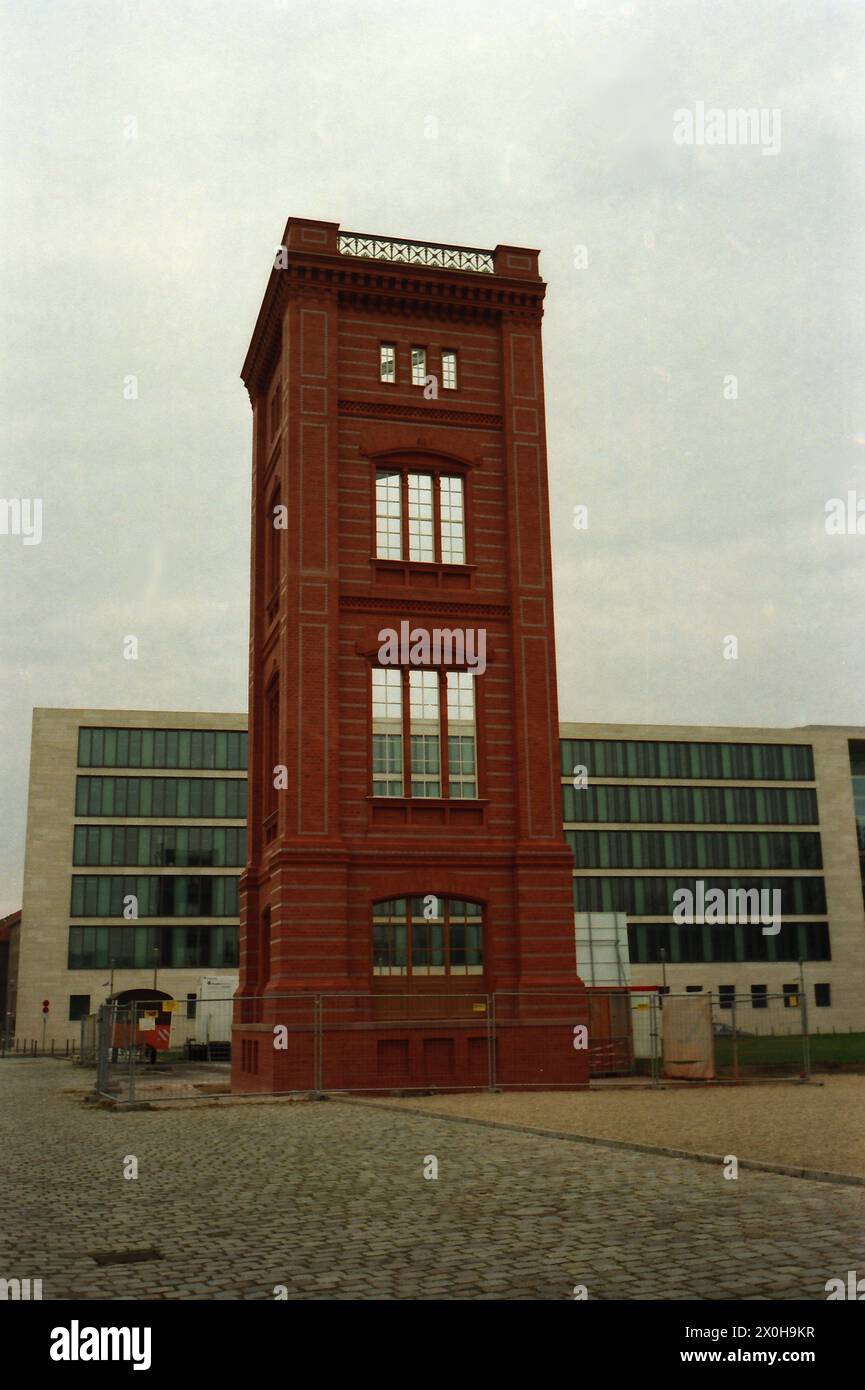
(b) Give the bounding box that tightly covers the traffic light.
[41,1000,50,1015]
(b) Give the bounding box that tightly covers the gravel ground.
[380,1075,865,1178]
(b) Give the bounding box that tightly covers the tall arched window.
[372,897,483,977]
[374,466,467,564]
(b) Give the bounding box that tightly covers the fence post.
[731,993,739,1083]
[799,961,811,1082]
[129,1003,137,1105]
[95,1006,107,1094]
[650,992,660,1087]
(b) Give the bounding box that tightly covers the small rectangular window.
[814,982,831,1007]
[783,983,799,1008]
[69,994,90,1021]
[718,984,735,1010]
[380,344,396,383]
[751,984,768,1009]
[685,985,703,993]
[411,347,427,386]
[442,350,458,390]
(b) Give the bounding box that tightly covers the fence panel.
[709,990,809,1081]
[75,987,817,1101]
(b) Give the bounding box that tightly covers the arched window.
[372,897,483,977]
[374,466,466,564]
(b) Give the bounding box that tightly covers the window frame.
[371,896,484,979]
[441,349,458,390]
[410,346,427,386]
[369,666,481,803]
[372,460,470,567]
[379,343,396,384]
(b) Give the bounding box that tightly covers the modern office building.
[15,708,246,1047]
[12,709,865,1050]
[561,722,865,1030]
[233,217,587,1092]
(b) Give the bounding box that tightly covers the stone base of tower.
[231,988,590,1094]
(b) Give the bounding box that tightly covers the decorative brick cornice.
[242,255,545,395]
[339,595,511,619]
[338,399,502,430]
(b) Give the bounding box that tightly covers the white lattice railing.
[337,232,495,274]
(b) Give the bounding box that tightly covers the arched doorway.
[109,988,175,1059]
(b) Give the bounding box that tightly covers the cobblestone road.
[2,1061,863,1301]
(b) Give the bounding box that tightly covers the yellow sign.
[472,1003,487,1013]
[162,1001,178,1013]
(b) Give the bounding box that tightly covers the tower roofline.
[241,217,545,394]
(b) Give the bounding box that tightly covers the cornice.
[339,595,511,619]
[339,399,502,431]
[242,257,545,396]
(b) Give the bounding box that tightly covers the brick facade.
[232,218,588,1092]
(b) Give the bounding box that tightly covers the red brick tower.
[232,218,587,1092]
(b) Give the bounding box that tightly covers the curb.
[339,1096,865,1189]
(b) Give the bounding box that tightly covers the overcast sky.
[1,0,863,914]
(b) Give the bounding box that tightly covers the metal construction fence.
[81,987,823,1102]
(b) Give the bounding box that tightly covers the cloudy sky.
[1,0,863,913]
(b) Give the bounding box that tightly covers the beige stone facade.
[16,708,246,1046]
[560,722,865,1030]
[16,711,865,1042]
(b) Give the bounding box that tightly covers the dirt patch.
[376,1075,865,1177]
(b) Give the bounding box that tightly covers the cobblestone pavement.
[2,1060,864,1301]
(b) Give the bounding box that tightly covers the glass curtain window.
[74,772,246,811]
[573,875,827,916]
